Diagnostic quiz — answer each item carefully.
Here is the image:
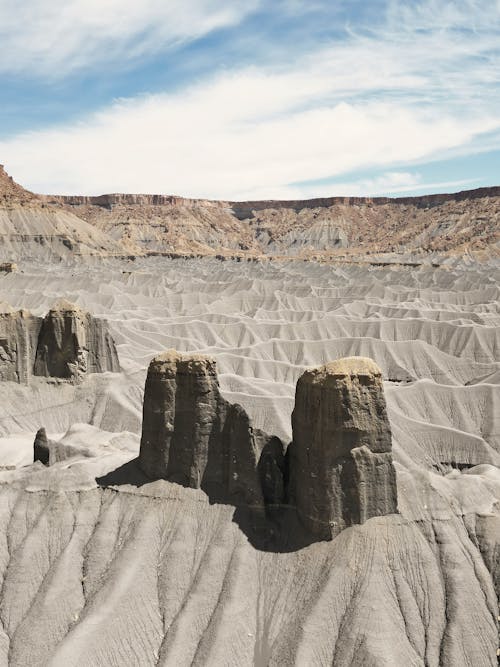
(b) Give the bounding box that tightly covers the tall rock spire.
[289,356,398,538]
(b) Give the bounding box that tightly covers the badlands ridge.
[0,164,498,261]
[0,165,498,665]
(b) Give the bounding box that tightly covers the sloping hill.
[0,166,120,260]
[1,165,498,261]
[52,184,500,259]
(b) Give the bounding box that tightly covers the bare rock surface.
[139,351,397,535]
[0,309,41,383]
[0,300,119,384]
[1,165,499,260]
[0,256,498,665]
[139,350,282,508]
[290,357,398,538]
[33,426,50,464]
[34,299,120,381]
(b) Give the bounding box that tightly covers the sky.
[0,0,499,200]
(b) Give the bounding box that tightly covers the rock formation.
[139,351,397,537]
[138,350,284,508]
[0,262,17,273]
[33,426,82,466]
[0,309,42,383]
[0,301,119,384]
[289,357,398,539]
[33,427,51,465]
[34,300,120,381]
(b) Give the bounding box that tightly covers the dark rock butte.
[33,427,50,465]
[0,301,119,384]
[138,350,284,509]
[34,300,120,382]
[139,351,398,538]
[289,357,398,538]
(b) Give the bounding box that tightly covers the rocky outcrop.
[33,426,81,465]
[33,427,51,465]
[138,350,284,508]
[34,300,120,381]
[139,351,397,536]
[0,164,34,203]
[0,262,17,273]
[289,357,398,539]
[0,301,119,384]
[0,310,42,383]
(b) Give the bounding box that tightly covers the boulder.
[33,427,50,465]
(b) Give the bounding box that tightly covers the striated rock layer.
[0,301,119,384]
[34,300,120,381]
[139,351,397,535]
[139,350,284,508]
[1,166,499,259]
[0,310,42,383]
[289,357,398,538]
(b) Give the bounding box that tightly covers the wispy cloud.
[282,172,479,200]
[1,0,499,198]
[0,0,259,76]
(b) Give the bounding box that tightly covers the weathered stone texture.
[34,300,119,381]
[139,350,283,508]
[289,356,398,538]
[139,351,397,536]
[0,310,42,384]
[0,301,119,384]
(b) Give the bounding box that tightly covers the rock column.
[139,350,224,487]
[290,357,398,539]
[138,350,285,508]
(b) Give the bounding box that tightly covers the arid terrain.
[0,166,498,665]
[1,165,499,262]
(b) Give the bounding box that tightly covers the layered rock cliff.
[139,351,282,508]
[50,182,500,257]
[0,301,119,384]
[34,300,120,381]
[1,164,498,259]
[139,351,397,536]
[0,166,121,260]
[289,357,398,539]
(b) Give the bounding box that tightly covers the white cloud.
[1,0,499,199]
[0,0,259,75]
[1,84,495,199]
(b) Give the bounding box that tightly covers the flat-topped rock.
[0,310,42,383]
[34,301,120,382]
[307,356,382,378]
[139,351,398,536]
[289,356,398,538]
[139,350,284,508]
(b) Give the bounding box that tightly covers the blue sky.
[0,0,499,199]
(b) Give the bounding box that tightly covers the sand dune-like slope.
[0,256,499,665]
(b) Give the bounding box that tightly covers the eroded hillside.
[1,165,498,261]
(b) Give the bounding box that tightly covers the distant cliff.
[1,164,498,259]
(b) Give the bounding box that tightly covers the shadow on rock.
[96,458,150,487]
[96,350,399,553]
[96,455,317,553]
